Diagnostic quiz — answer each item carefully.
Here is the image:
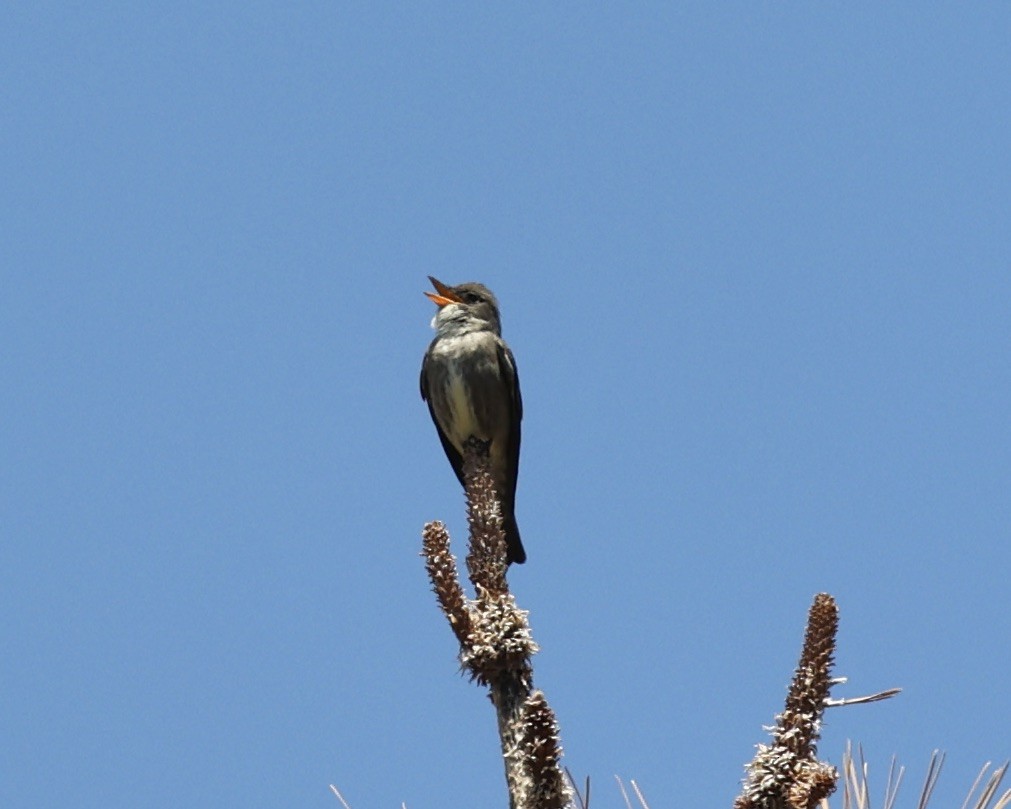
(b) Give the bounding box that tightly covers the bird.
[420,276,526,564]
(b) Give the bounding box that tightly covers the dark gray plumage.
[420,277,525,564]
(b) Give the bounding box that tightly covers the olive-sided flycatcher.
[420,277,526,565]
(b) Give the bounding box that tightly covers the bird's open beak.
[424,276,463,307]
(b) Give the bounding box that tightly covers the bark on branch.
[422,439,571,809]
[735,593,901,809]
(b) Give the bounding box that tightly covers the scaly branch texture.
[422,439,571,809]
[735,593,840,809]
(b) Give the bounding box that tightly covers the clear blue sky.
[3,4,1009,807]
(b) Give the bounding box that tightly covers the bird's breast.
[428,331,507,447]
[444,368,480,441]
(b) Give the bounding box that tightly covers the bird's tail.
[503,512,526,565]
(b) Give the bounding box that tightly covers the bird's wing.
[419,348,430,401]
[497,341,522,498]
[420,349,466,488]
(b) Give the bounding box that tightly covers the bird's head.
[425,277,503,335]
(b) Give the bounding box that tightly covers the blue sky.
[3,4,1010,807]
